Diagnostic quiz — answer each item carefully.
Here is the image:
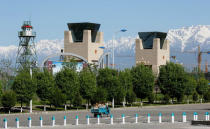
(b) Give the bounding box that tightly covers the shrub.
[177,94,185,103]
[193,92,199,102]
[49,87,66,108]
[91,87,107,104]
[204,89,210,102]
[126,90,136,104]
[72,93,83,107]
[163,94,170,104]
[148,93,155,104]
[1,90,16,111]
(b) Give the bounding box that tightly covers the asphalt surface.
[0,103,210,129]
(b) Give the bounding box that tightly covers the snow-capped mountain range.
[0,25,209,70]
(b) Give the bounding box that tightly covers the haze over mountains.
[0,25,209,70]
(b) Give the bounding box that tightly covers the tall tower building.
[135,32,170,74]
[64,22,104,64]
[16,21,37,70]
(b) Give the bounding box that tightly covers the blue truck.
[91,104,110,117]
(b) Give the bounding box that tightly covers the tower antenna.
[16,21,37,71]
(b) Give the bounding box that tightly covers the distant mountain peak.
[0,25,209,70]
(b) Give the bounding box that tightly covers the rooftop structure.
[64,22,104,64]
[135,32,170,75]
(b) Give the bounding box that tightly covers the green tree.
[192,91,199,102]
[119,69,133,104]
[191,67,205,80]
[55,68,79,105]
[0,80,3,97]
[35,70,55,110]
[196,78,209,100]
[115,85,125,104]
[12,69,36,110]
[204,88,210,102]
[72,92,83,108]
[148,93,155,104]
[126,90,136,104]
[184,75,197,103]
[79,68,96,107]
[1,90,16,112]
[49,87,66,109]
[131,64,155,102]
[91,87,107,104]
[163,94,170,104]
[97,68,120,107]
[158,62,187,102]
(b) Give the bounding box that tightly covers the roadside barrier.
[97,115,100,124]
[4,118,7,128]
[2,112,210,128]
[28,117,31,128]
[135,114,138,123]
[16,117,19,128]
[194,112,198,120]
[110,114,113,124]
[64,116,66,126]
[52,116,55,126]
[147,113,150,123]
[182,112,187,122]
[40,116,43,127]
[159,113,162,123]
[86,115,90,125]
[171,113,174,123]
[75,115,79,125]
[205,112,209,121]
[122,114,125,124]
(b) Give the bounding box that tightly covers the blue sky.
[0,0,210,46]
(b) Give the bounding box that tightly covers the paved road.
[0,103,210,129]
[11,123,210,129]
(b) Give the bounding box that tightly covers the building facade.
[64,22,104,64]
[135,32,170,74]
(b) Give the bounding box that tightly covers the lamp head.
[120,29,127,32]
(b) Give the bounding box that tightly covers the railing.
[18,31,36,37]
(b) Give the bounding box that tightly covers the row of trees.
[158,62,209,103]
[0,62,209,111]
[9,63,154,110]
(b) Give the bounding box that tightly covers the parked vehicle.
[91,103,110,117]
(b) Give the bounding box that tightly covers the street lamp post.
[30,67,32,113]
[112,29,127,69]
[111,29,127,109]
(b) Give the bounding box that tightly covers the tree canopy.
[184,75,197,98]
[36,70,55,104]
[55,67,80,104]
[1,90,16,111]
[131,64,155,100]
[79,67,96,104]
[158,62,187,100]
[97,68,121,101]
[12,69,36,105]
[196,77,209,98]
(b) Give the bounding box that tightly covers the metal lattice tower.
[16,21,37,70]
